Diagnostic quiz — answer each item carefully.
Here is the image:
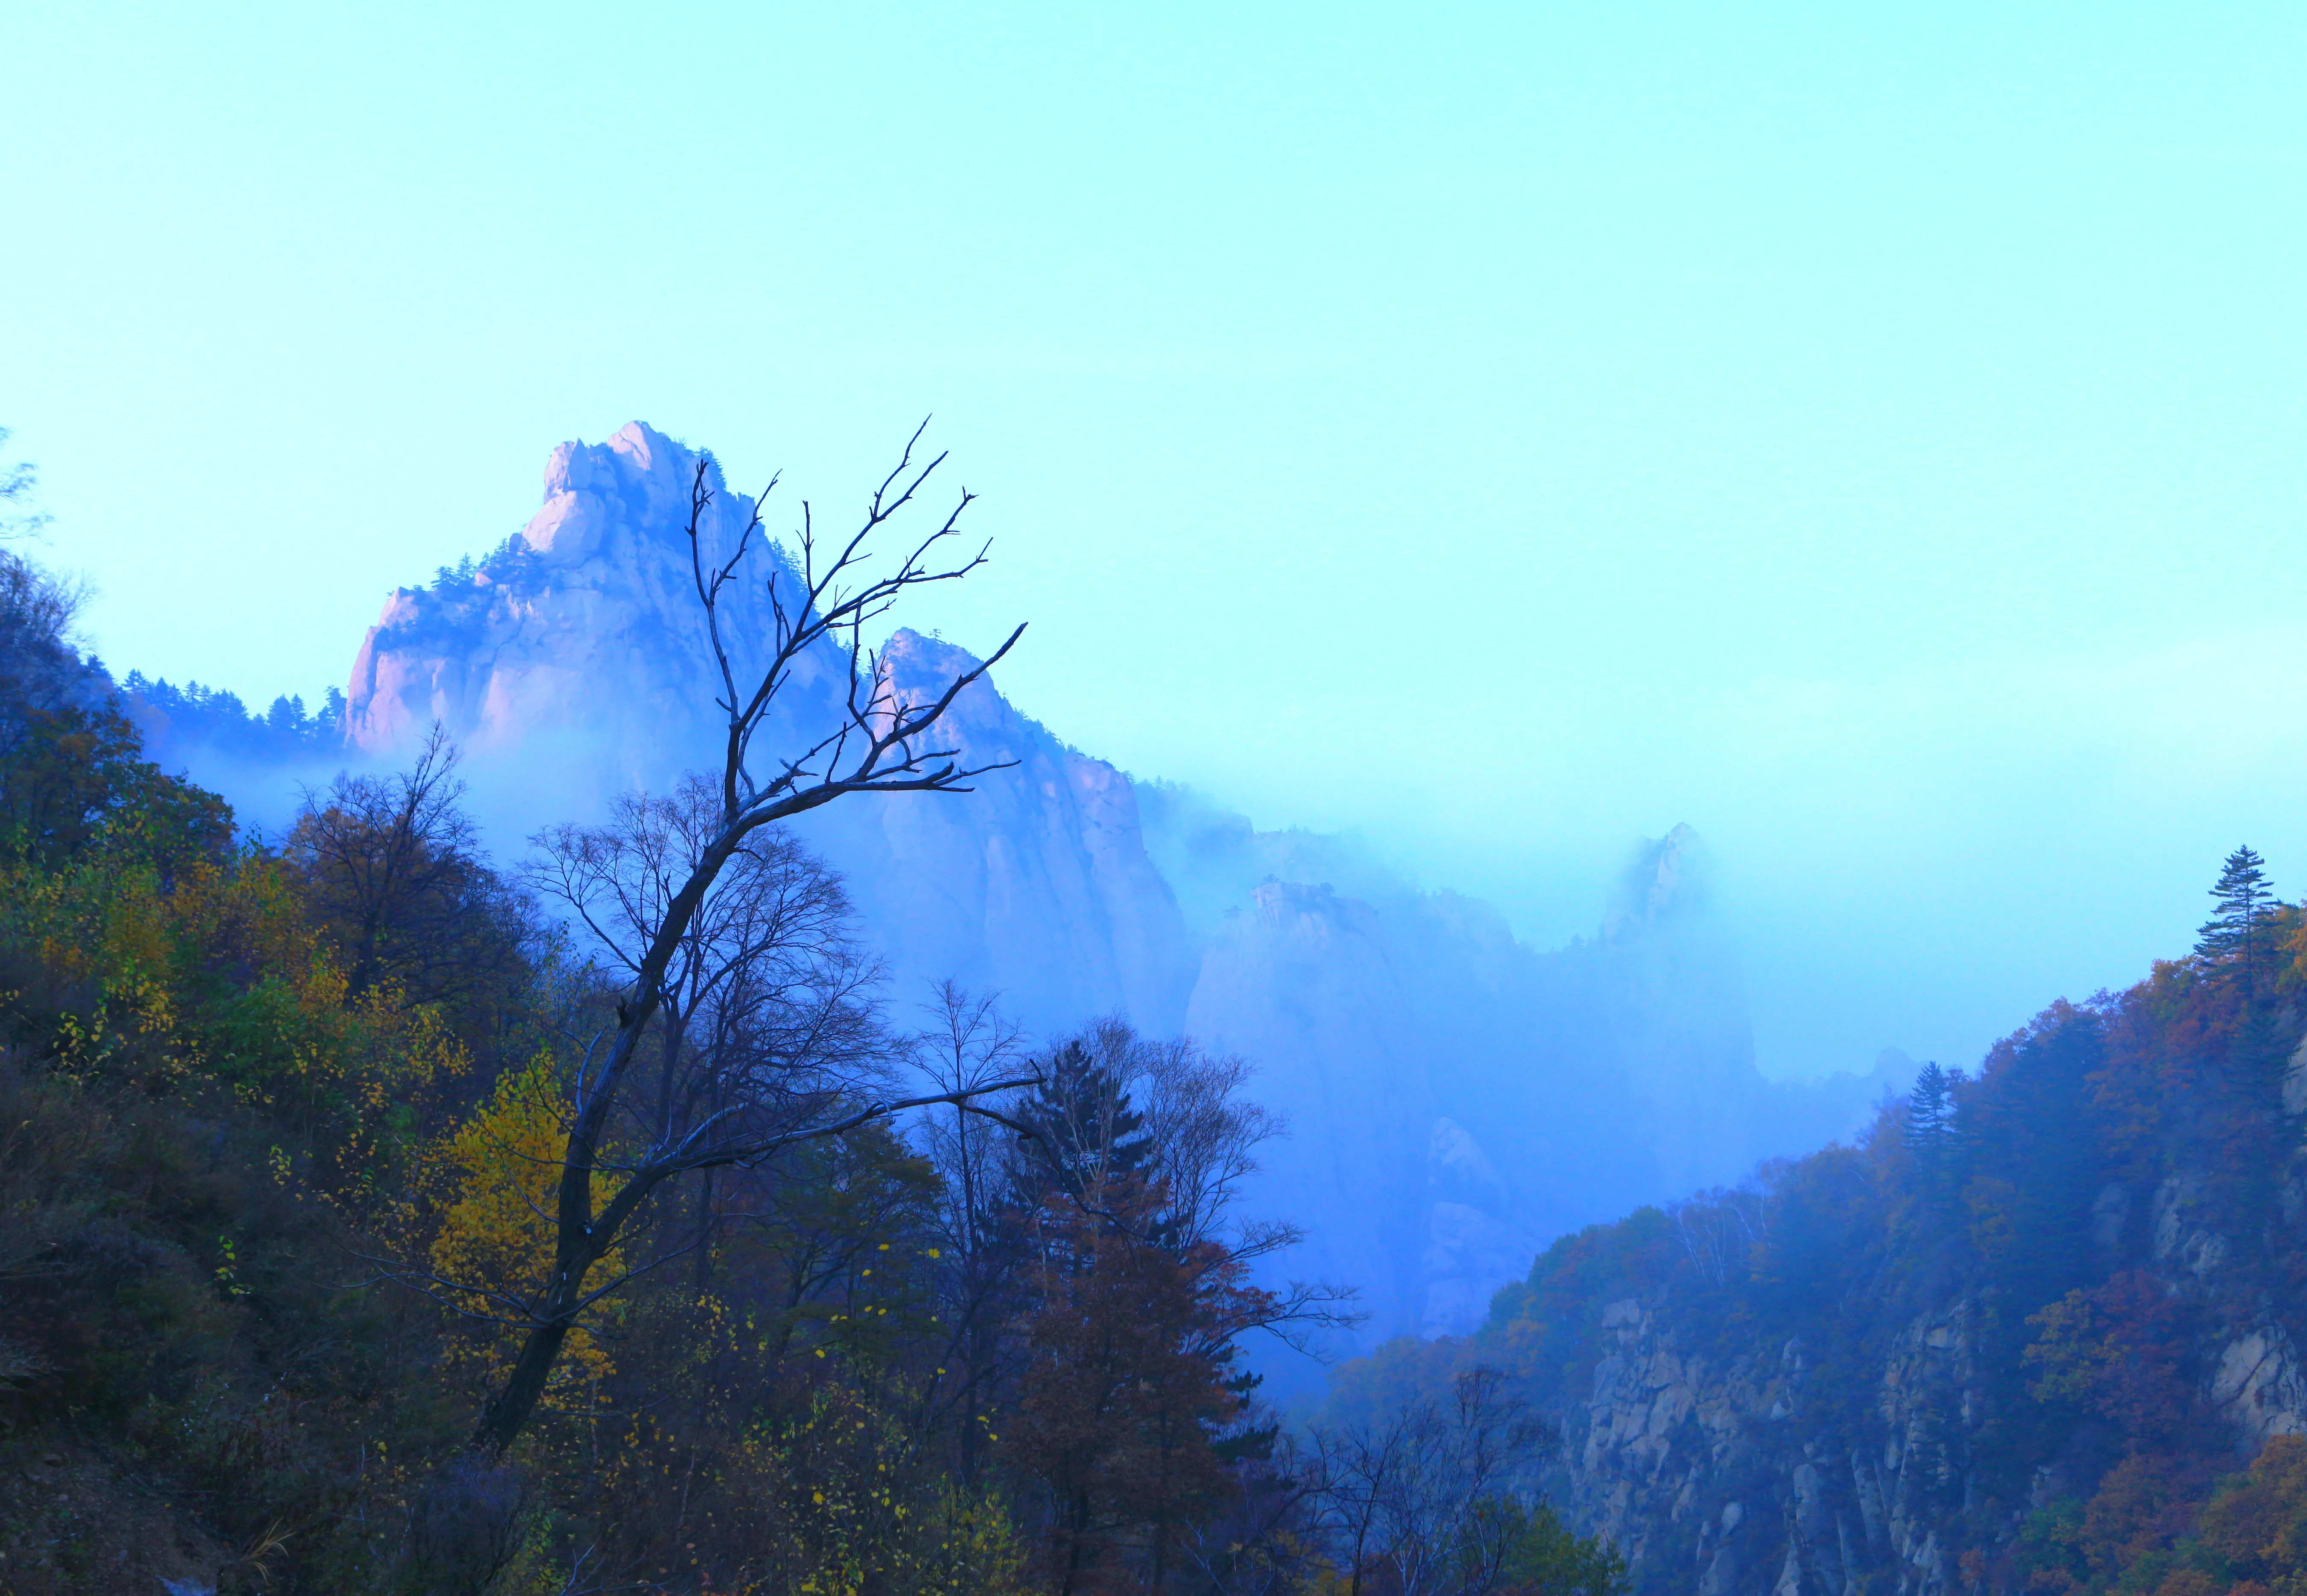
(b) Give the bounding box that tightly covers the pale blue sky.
[5,1,2305,1077]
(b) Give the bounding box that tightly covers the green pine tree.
[1904,1062,1952,1159]
[2196,845,2275,988]
[1017,1037,1152,1190]
[1903,1062,1964,1211]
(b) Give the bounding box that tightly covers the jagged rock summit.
[347,422,832,785]
[345,421,1200,1038]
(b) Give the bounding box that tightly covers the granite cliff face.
[1561,1175,2307,1596]
[1567,1293,1997,1595]
[338,421,1898,1352]
[1427,969,2307,1594]
[347,422,841,789]
[804,628,1201,1040]
[342,422,1198,1035]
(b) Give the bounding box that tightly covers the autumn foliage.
[1401,842,2307,1596]
[0,544,1612,1594]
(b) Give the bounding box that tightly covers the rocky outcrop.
[342,422,1200,1036]
[346,421,784,776]
[1563,1294,1989,1596]
[1552,1156,2307,1595]
[1426,1119,1540,1339]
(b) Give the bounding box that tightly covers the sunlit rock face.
[345,422,853,794]
[340,422,1898,1361]
[344,421,1198,1039]
[350,424,673,759]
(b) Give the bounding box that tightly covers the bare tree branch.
[452,427,1025,1455]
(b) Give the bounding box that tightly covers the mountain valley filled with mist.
[9,6,2307,1592]
[9,416,2307,1596]
[152,421,1904,1359]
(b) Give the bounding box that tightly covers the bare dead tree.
[1307,1415,1413,1596]
[527,775,885,1282]
[457,427,1033,1454]
[1305,1368,1557,1596]
[911,980,1035,1479]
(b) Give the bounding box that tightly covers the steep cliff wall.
[1421,962,2307,1595]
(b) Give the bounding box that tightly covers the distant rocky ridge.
[1366,953,2307,1595]
[178,422,1908,1360]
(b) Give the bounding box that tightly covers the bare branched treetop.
[528,775,886,1185]
[450,424,1038,1456]
[682,419,1026,831]
[0,426,53,543]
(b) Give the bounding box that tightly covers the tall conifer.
[1017,1037,1153,1192]
[1904,1062,1953,1162]
[2196,845,2276,988]
[1904,1062,1965,1212]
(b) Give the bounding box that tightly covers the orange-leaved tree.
[1000,1021,1352,1593]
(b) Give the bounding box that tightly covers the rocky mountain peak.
[525,420,740,566]
[1606,820,1711,940]
[879,625,983,699]
[343,422,802,771]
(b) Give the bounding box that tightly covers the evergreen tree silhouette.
[1017,1037,1152,1193]
[1904,1061,1965,1211]
[2197,845,2276,989]
[1905,1062,1953,1161]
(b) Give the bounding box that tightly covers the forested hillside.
[1329,853,2307,1594]
[0,541,1621,1596]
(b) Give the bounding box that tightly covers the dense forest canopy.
[0,534,1623,1596]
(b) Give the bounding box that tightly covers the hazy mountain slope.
[797,628,1201,1037]
[1148,787,1901,1342]
[323,421,1895,1350]
[1343,949,2307,1596]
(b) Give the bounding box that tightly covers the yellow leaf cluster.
[427,1053,624,1405]
[0,846,469,1209]
[744,1386,1029,1596]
